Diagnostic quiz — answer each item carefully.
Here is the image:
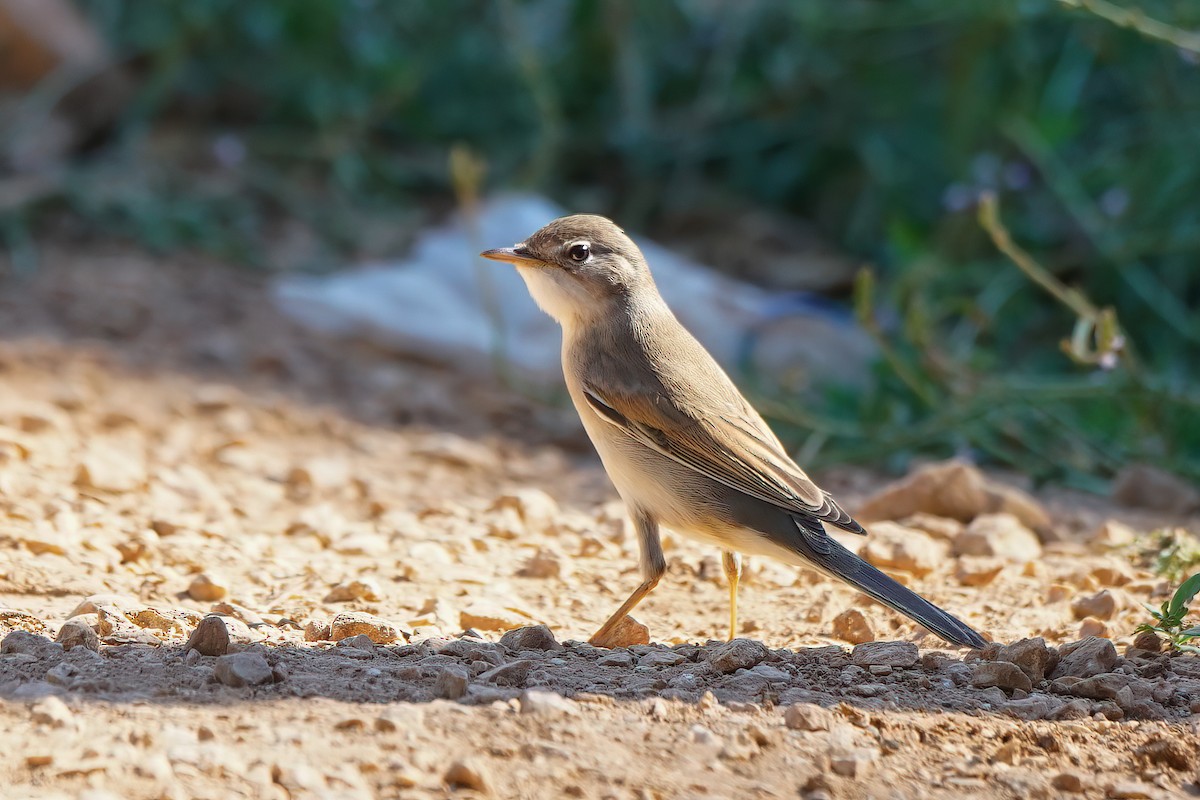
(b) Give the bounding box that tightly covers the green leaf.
[1169,573,1200,619]
[1179,626,1200,638]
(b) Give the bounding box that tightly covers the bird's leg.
[589,509,664,647]
[721,550,742,642]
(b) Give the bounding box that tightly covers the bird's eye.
[567,243,591,262]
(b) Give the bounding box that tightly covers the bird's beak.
[479,244,543,267]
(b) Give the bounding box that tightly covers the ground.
[1,245,1199,799]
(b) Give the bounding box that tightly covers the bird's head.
[481,214,654,326]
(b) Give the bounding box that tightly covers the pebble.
[187,573,229,602]
[1112,464,1200,514]
[954,556,1005,587]
[434,666,470,699]
[55,619,100,652]
[499,624,562,652]
[517,548,566,579]
[1051,772,1086,793]
[1090,520,1137,548]
[995,637,1053,683]
[477,659,532,687]
[519,689,579,716]
[1,630,61,658]
[708,639,768,674]
[860,522,945,576]
[1052,637,1117,679]
[1079,618,1110,639]
[1106,780,1162,800]
[954,513,1042,562]
[590,615,649,649]
[303,619,332,642]
[185,615,254,656]
[1071,590,1118,621]
[971,661,1033,693]
[214,652,274,687]
[850,641,918,668]
[830,747,879,778]
[336,633,377,653]
[67,593,138,618]
[30,696,74,728]
[783,702,833,731]
[597,650,634,668]
[459,602,535,632]
[857,459,1049,531]
[639,650,685,668]
[831,608,874,645]
[329,611,402,644]
[324,578,382,603]
[444,758,491,794]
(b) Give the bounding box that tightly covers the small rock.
[1071,590,1118,621]
[336,633,376,652]
[639,650,686,668]
[589,615,649,649]
[709,639,768,674]
[783,703,833,731]
[1052,637,1117,679]
[1135,737,1194,771]
[213,652,273,687]
[954,513,1042,562]
[860,522,946,577]
[67,593,137,618]
[1106,780,1161,800]
[996,638,1053,684]
[1090,520,1137,548]
[490,489,559,534]
[1051,772,1086,793]
[1078,618,1109,639]
[444,758,491,794]
[597,650,634,668]
[955,556,1005,587]
[477,659,532,687]
[857,459,1049,532]
[830,747,879,778]
[187,573,228,603]
[55,619,99,652]
[900,513,964,541]
[324,578,382,603]
[517,548,566,579]
[831,608,874,645]
[329,611,401,644]
[1112,464,1200,514]
[303,619,332,642]
[1004,694,1061,721]
[434,666,470,699]
[520,689,579,716]
[499,625,562,652]
[185,615,254,657]
[1130,631,1161,653]
[1,630,60,658]
[972,661,1033,693]
[850,641,918,668]
[459,601,535,632]
[30,696,73,728]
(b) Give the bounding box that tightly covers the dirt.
[1,244,1200,799]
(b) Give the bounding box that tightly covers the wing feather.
[582,384,864,535]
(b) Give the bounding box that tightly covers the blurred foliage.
[5,0,1200,486]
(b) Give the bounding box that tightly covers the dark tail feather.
[793,520,988,649]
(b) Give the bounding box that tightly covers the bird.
[481,215,987,649]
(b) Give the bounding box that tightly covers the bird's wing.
[581,382,864,534]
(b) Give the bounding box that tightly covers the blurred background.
[1,0,1198,491]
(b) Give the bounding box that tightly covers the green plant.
[1136,573,1200,653]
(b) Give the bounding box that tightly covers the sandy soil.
[1,245,1199,800]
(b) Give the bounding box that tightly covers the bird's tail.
[791,517,988,649]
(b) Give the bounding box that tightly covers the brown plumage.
[482,215,986,649]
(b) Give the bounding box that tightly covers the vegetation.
[1136,572,1200,653]
[4,1,1199,487]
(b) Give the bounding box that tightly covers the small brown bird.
[482,215,986,649]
